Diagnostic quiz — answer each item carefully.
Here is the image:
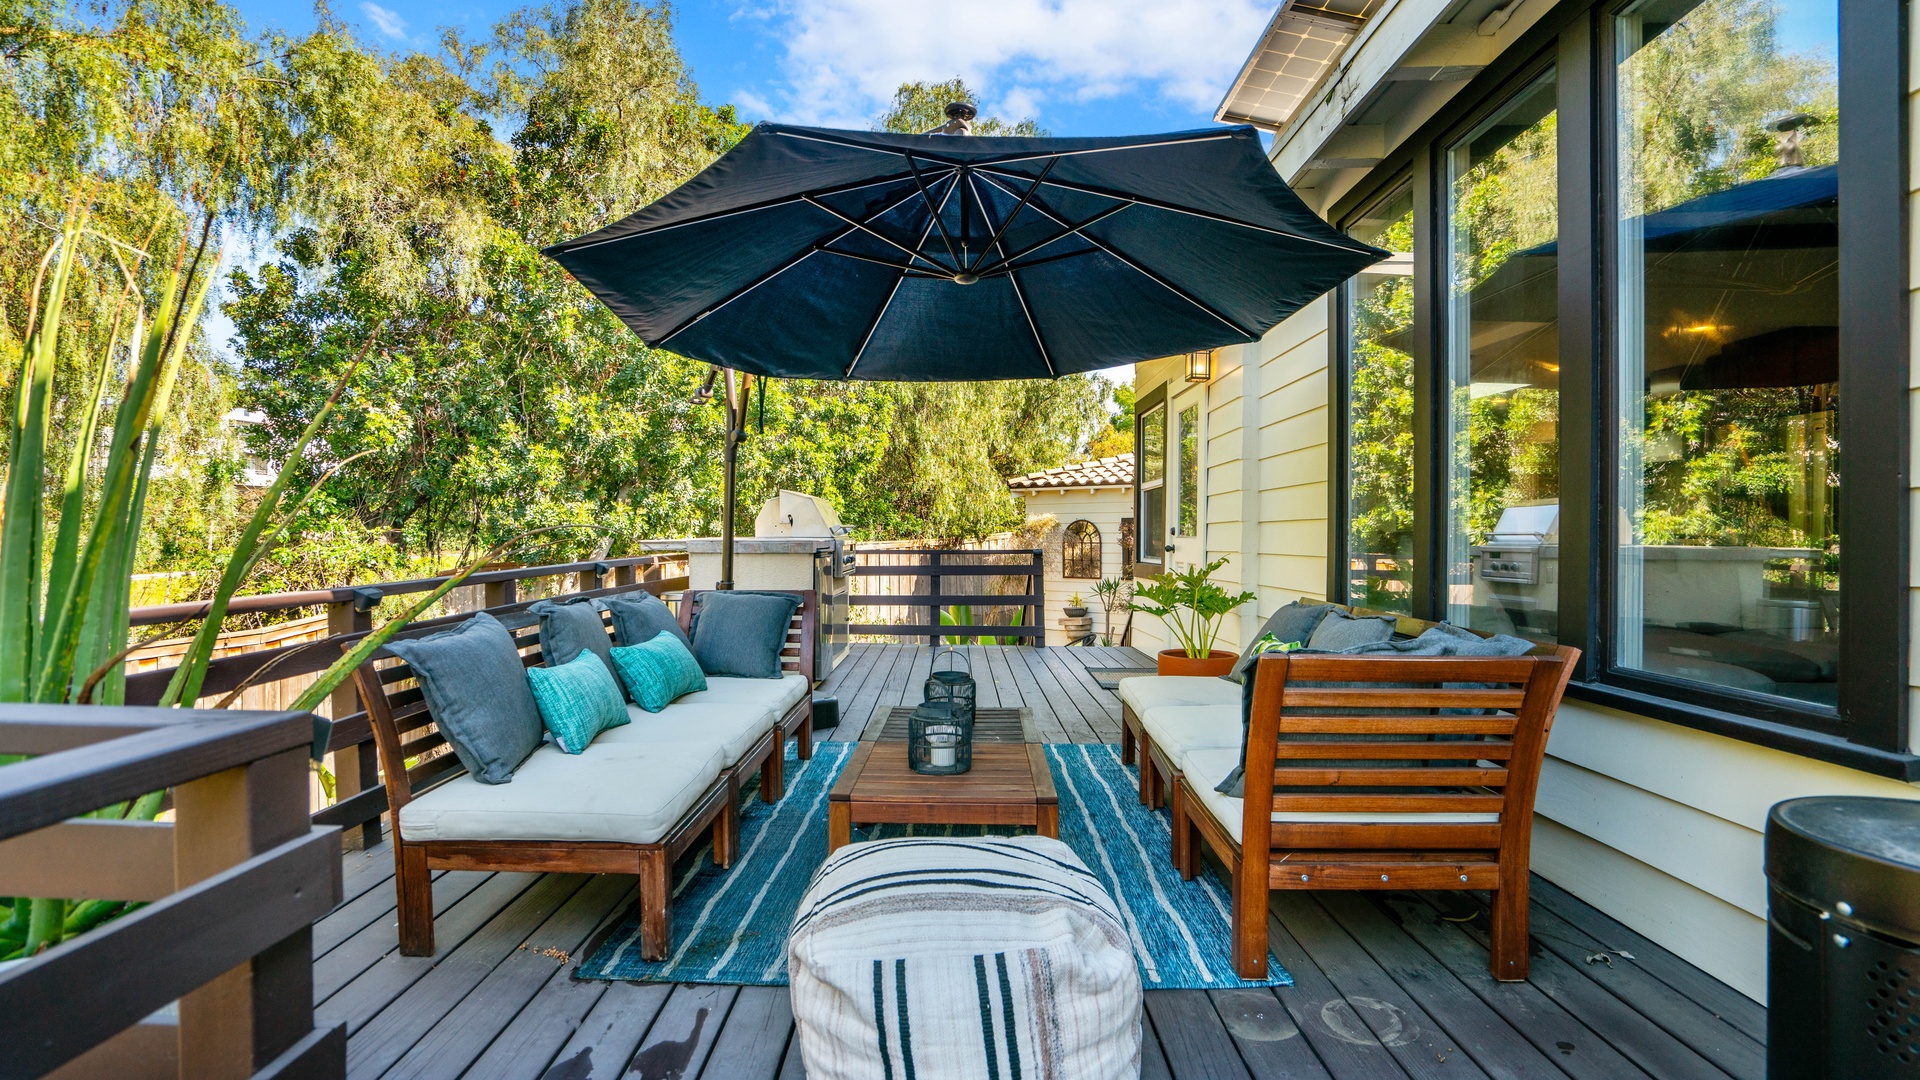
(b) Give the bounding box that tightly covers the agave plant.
[0,217,491,960]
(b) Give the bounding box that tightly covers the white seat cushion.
[674,672,809,716]
[1138,704,1244,773]
[1117,675,1240,717]
[598,700,778,764]
[398,741,725,845]
[1180,747,1500,844]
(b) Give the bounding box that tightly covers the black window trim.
[1133,381,1169,579]
[1320,0,1918,779]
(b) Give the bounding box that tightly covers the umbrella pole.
[719,369,742,590]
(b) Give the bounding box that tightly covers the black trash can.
[1767,796,1920,1078]
[810,694,839,731]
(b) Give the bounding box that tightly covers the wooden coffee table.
[827,742,1059,852]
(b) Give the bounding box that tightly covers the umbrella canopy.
[544,123,1386,380]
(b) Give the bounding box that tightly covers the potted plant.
[1127,556,1256,675]
[1063,592,1088,618]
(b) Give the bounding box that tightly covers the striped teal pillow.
[526,652,629,754]
[608,634,708,712]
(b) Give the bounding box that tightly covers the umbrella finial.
[924,101,977,136]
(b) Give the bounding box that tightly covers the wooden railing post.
[1029,549,1044,646]
[927,550,943,647]
[174,745,316,1078]
[483,579,516,609]
[324,599,379,851]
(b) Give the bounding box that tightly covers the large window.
[1344,185,1417,613]
[1613,0,1841,709]
[1063,520,1102,579]
[1324,0,1908,768]
[1137,401,1166,565]
[1446,70,1561,642]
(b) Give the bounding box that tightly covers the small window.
[1063,520,1102,579]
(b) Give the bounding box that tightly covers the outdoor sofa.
[1118,605,1578,981]
[354,587,817,959]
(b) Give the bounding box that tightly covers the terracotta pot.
[1156,649,1236,677]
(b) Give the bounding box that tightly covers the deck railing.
[849,547,1044,646]
[0,705,343,1079]
[121,554,689,849]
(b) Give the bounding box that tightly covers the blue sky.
[227,0,1275,136]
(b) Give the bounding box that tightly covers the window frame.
[1062,519,1102,580]
[1321,0,1916,778]
[1133,381,1169,578]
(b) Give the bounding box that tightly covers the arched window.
[1062,520,1101,579]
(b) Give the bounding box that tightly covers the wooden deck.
[319,644,1766,1080]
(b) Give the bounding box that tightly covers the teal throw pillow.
[526,652,630,754]
[608,634,708,712]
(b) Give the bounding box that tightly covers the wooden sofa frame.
[357,586,818,959]
[1169,643,1578,981]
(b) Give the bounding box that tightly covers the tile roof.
[1006,453,1135,491]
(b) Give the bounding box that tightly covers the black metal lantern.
[923,647,976,727]
[908,700,973,775]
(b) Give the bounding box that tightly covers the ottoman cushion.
[787,836,1141,1080]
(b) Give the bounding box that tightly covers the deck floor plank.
[697,985,794,1080]
[536,980,675,1080]
[315,868,448,958]
[1268,892,1497,1080]
[979,644,1028,713]
[1312,892,1575,1080]
[999,645,1070,742]
[1260,909,1415,1080]
[1378,893,1652,1080]
[1035,645,1121,741]
[623,983,737,1080]
[1520,902,1763,1080]
[1146,989,1255,1080]
[342,874,590,1077]
[1208,987,1337,1080]
[377,875,634,1080]
[1018,646,1101,743]
[318,871,533,1010]
[1528,880,1767,1045]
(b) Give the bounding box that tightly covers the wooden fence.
[849,548,1044,645]
[121,554,688,850]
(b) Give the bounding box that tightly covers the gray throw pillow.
[385,612,544,785]
[528,598,628,702]
[691,591,801,679]
[605,591,691,649]
[1305,608,1396,652]
[1223,600,1338,684]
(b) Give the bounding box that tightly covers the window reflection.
[1139,403,1165,562]
[1615,0,1839,708]
[1176,404,1200,539]
[1446,71,1561,641]
[1345,186,1416,613]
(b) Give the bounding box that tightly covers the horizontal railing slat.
[851,593,1040,606]
[851,623,1043,638]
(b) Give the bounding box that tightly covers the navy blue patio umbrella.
[544,117,1385,585]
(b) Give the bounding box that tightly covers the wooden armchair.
[1173,646,1579,981]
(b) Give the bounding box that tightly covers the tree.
[874,78,1044,137]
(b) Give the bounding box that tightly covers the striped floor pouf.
[787,835,1142,1080]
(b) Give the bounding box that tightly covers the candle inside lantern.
[926,728,960,768]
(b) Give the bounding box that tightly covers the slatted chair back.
[1241,647,1578,859]
[352,607,563,819]
[676,589,818,683]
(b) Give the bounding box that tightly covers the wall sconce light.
[1185,349,1214,383]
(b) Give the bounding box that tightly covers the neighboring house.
[1131,0,1909,1002]
[224,408,278,488]
[1007,454,1135,646]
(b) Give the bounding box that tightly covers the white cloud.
[359,2,409,41]
[743,0,1272,129]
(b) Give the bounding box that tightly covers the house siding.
[1014,486,1134,647]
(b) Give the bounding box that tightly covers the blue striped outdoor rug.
[575,740,1289,988]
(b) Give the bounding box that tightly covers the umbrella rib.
[972,199,1135,275]
[974,165,1381,255]
[815,247,923,273]
[547,172,918,253]
[804,195,952,273]
[971,172,1055,378]
[770,129,916,158]
[968,156,1056,274]
[975,173,1257,339]
[651,185,936,344]
[904,152,962,271]
[846,179,950,379]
